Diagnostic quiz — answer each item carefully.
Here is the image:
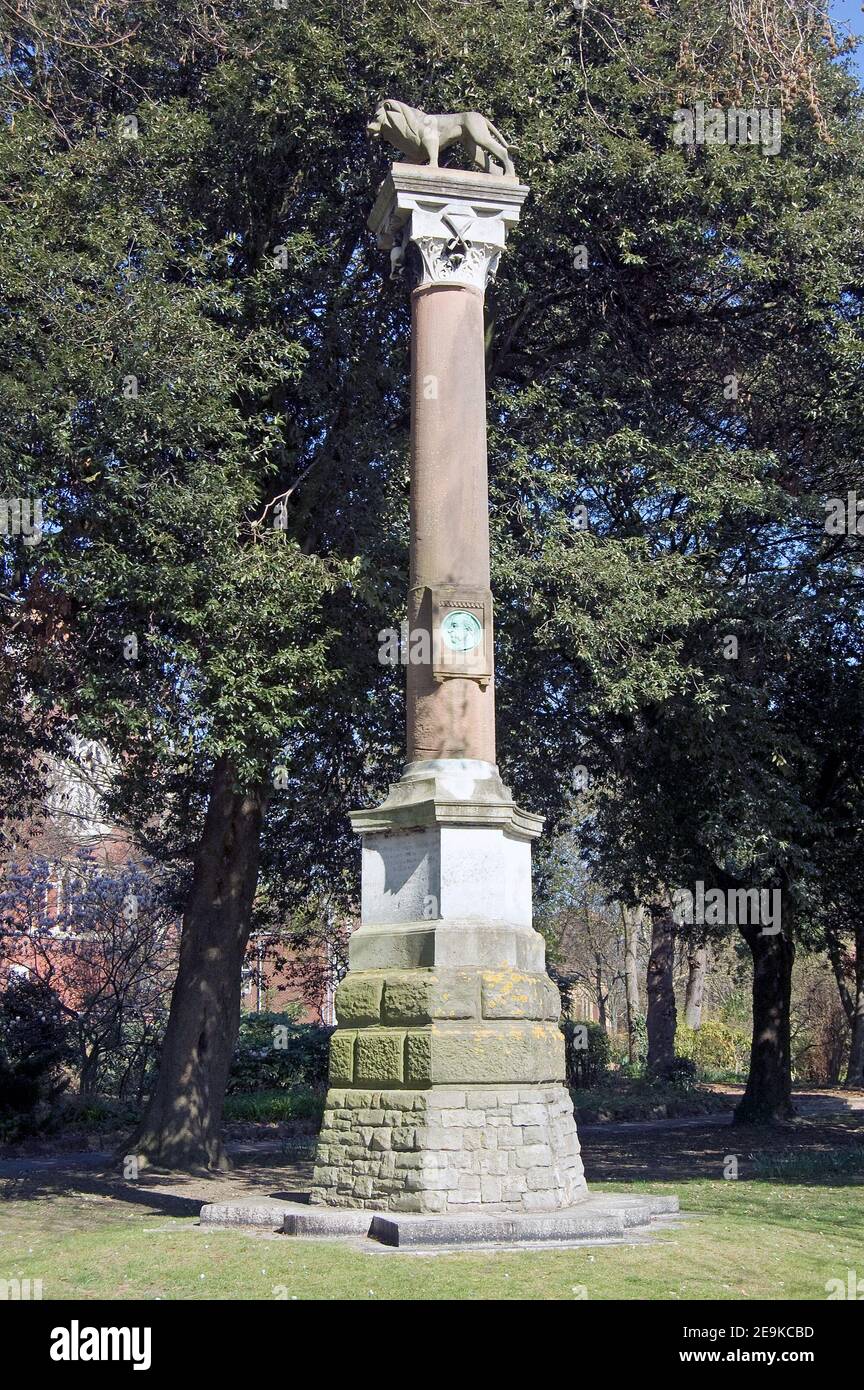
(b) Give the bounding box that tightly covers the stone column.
[407,276,494,763]
[309,164,586,1215]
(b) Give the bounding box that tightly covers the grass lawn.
[1,1178,862,1300]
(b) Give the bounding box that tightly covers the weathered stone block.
[328,1031,356,1085]
[481,1175,502,1202]
[335,975,383,1025]
[427,1124,467,1151]
[497,1128,523,1148]
[405,1030,432,1084]
[463,1089,496,1108]
[540,978,563,1021]
[527,1168,557,1190]
[512,1103,546,1127]
[523,1190,558,1212]
[481,969,543,1020]
[394,1152,423,1168]
[429,971,480,1020]
[431,1089,465,1107]
[427,1021,566,1085]
[392,1127,418,1151]
[382,974,432,1024]
[355,1032,405,1086]
[515,1144,552,1168]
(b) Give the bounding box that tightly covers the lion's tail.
[487,121,516,150]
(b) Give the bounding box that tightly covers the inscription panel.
[361,828,441,925]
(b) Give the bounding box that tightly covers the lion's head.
[367,99,426,160]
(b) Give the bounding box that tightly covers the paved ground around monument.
[1,1092,862,1299]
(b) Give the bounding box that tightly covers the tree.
[621,901,645,1061]
[684,944,708,1030]
[0,855,177,1100]
[488,1,864,1123]
[537,842,627,1030]
[645,902,678,1074]
[5,0,862,1162]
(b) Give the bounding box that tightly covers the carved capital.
[369,164,529,294]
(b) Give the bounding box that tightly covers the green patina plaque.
[440,609,483,652]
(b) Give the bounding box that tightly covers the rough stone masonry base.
[309,1083,585,1213]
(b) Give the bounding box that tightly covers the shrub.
[676,1018,750,1078]
[227,1014,333,1094]
[652,1055,698,1091]
[0,976,72,1135]
[223,1087,324,1123]
[561,1020,610,1088]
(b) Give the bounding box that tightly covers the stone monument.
[200,104,679,1245]
[306,106,587,1216]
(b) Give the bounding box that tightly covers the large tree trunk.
[78,1044,100,1099]
[823,916,864,1088]
[594,963,607,1031]
[684,944,708,1029]
[845,921,864,1089]
[646,905,677,1074]
[127,756,267,1171]
[621,902,642,1063]
[734,917,795,1125]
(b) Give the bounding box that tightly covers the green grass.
[1,1180,861,1300]
[751,1148,864,1181]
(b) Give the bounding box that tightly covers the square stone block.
[382,974,432,1024]
[429,971,479,1019]
[355,1032,405,1086]
[481,969,543,1020]
[335,976,384,1025]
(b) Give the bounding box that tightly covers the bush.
[0,976,72,1136]
[651,1055,698,1091]
[227,1014,333,1094]
[609,1016,647,1076]
[617,1058,646,1080]
[222,1087,324,1123]
[676,1018,750,1079]
[571,1075,734,1123]
[56,1097,142,1133]
[561,1020,610,1088]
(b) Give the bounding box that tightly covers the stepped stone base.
[200,1191,680,1248]
[309,1083,585,1214]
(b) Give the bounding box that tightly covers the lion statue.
[367,99,516,178]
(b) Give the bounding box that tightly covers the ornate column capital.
[368,164,529,293]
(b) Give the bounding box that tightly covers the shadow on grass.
[0,1150,315,1222]
[582,1113,864,1186]
[2,1108,861,1230]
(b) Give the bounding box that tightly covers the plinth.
[307,165,587,1215]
